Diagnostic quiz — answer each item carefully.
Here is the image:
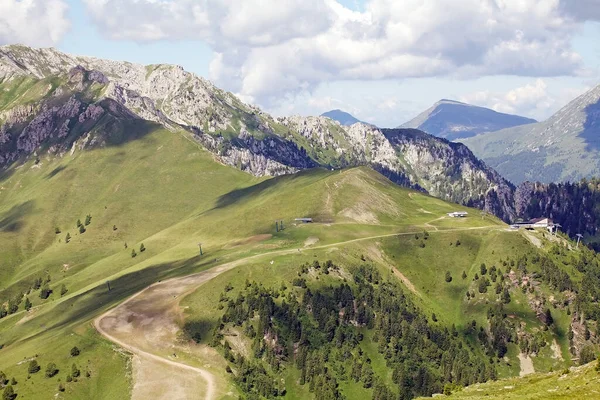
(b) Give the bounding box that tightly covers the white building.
[448,211,468,218]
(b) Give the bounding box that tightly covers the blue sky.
[2,0,599,127]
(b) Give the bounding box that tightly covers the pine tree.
[71,363,80,378]
[131,249,137,258]
[85,214,92,226]
[70,346,80,357]
[76,219,82,228]
[65,233,71,243]
[79,224,86,234]
[2,385,15,400]
[28,360,40,374]
[39,284,52,299]
[45,362,59,378]
[24,297,32,311]
[55,227,61,234]
[462,271,467,280]
[60,284,68,296]
[140,243,145,252]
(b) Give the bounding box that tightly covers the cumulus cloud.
[84,0,595,105]
[0,0,70,47]
[460,79,555,118]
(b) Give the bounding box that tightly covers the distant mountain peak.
[320,109,366,126]
[400,100,536,141]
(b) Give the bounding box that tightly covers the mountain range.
[0,45,515,221]
[400,99,536,140]
[2,45,600,400]
[462,85,600,184]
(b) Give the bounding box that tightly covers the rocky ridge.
[0,45,515,220]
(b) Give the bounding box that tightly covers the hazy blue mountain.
[462,84,600,184]
[321,109,365,126]
[400,99,536,140]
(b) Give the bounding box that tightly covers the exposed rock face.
[0,45,515,221]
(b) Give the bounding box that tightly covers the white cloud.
[460,79,555,118]
[83,0,597,107]
[0,0,70,47]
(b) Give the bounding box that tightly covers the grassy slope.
[0,112,502,399]
[425,363,600,399]
[1,111,582,400]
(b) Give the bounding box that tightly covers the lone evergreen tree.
[85,214,92,226]
[79,224,86,234]
[39,284,52,299]
[45,362,58,378]
[71,363,80,378]
[2,385,15,400]
[24,297,32,311]
[70,346,80,357]
[55,227,61,234]
[462,271,467,280]
[60,284,68,296]
[140,243,145,252]
[65,233,71,243]
[76,219,82,228]
[131,249,137,258]
[28,360,40,374]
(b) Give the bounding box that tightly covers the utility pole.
[576,234,583,248]
[198,243,203,256]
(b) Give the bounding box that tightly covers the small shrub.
[85,214,92,226]
[140,243,145,252]
[79,224,86,234]
[131,249,137,258]
[445,271,452,283]
[65,233,71,243]
[58,383,65,392]
[55,227,61,234]
[60,284,68,297]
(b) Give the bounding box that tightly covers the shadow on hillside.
[211,168,331,211]
[45,165,67,180]
[0,201,34,232]
[580,100,600,152]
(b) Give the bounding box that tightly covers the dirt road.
[94,224,503,399]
